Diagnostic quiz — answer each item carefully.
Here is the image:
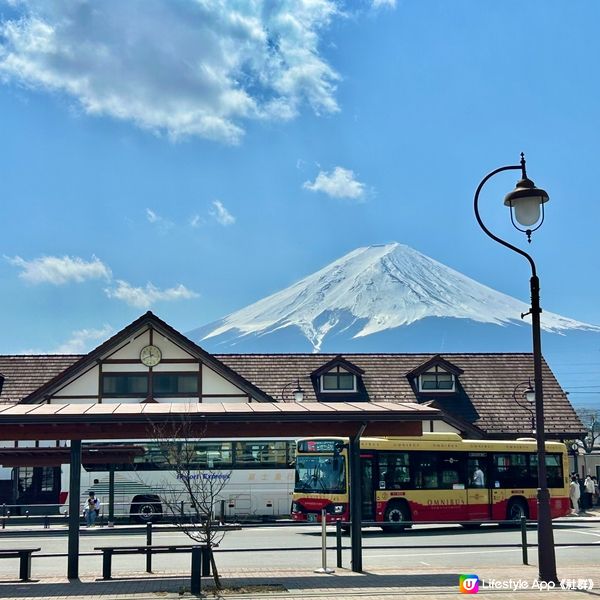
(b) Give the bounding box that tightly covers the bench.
[95,544,210,596]
[0,548,40,581]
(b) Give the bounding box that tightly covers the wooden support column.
[67,439,81,579]
[349,423,366,573]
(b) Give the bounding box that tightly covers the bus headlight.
[291,502,299,513]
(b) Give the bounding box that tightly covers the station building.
[0,311,585,507]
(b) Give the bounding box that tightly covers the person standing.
[584,475,595,511]
[569,475,581,515]
[472,464,485,487]
[578,475,585,511]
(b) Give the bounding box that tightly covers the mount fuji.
[190,243,600,357]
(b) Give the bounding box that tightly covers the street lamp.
[513,380,536,434]
[474,152,557,583]
[281,379,305,402]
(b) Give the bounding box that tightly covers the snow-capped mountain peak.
[193,242,599,352]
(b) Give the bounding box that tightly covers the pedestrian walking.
[569,475,581,515]
[584,475,595,511]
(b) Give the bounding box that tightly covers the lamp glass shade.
[525,388,535,404]
[513,196,542,227]
[293,388,304,402]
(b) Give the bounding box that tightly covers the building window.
[102,373,148,396]
[419,366,455,392]
[154,373,198,396]
[321,366,356,392]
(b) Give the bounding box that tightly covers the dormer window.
[321,366,356,393]
[419,366,455,392]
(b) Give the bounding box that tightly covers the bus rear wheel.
[382,501,410,532]
[131,496,162,523]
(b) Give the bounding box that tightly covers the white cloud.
[372,0,397,8]
[5,254,111,285]
[52,325,114,354]
[210,200,235,226]
[303,166,368,200]
[105,280,199,309]
[0,1,341,144]
[146,208,159,223]
[146,208,173,232]
[189,214,203,228]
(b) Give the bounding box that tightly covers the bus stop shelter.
[0,400,439,578]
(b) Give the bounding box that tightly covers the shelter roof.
[0,401,435,441]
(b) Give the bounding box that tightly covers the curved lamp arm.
[473,162,537,278]
[513,380,536,432]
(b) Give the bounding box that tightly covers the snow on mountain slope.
[194,243,600,352]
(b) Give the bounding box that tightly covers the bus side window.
[439,453,466,489]
[378,452,409,490]
[413,452,438,489]
[468,454,488,489]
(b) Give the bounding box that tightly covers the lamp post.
[513,380,536,434]
[571,442,580,477]
[281,379,305,402]
[474,153,557,583]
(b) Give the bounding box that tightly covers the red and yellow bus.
[291,433,570,529]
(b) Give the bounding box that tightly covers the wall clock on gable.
[140,344,162,367]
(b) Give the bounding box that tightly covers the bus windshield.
[295,455,346,493]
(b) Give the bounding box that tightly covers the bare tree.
[151,417,231,590]
[575,407,600,453]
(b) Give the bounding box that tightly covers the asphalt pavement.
[0,512,599,599]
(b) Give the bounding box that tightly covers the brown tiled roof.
[0,355,81,404]
[216,353,584,439]
[0,351,584,439]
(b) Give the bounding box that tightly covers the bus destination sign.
[298,440,340,453]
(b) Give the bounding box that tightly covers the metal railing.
[6,516,599,596]
[1,499,281,527]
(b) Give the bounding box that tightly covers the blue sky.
[0,1,599,398]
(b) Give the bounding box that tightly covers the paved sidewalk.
[1,564,599,600]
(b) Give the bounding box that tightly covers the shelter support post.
[349,423,366,573]
[108,466,115,526]
[67,439,81,579]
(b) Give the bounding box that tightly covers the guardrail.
[5,516,600,596]
[0,500,284,527]
[327,517,600,569]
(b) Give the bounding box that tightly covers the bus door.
[467,453,491,520]
[360,455,375,520]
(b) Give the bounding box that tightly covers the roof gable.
[20,312,274,404]
[311,355,365,378]
[406,354,464,378]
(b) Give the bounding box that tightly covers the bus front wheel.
[131,496,163,523]
[505,498,528,526]
[381,501,411,532]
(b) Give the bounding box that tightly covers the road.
[3,520,600,578]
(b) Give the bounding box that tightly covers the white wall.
[202,365,245,394]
